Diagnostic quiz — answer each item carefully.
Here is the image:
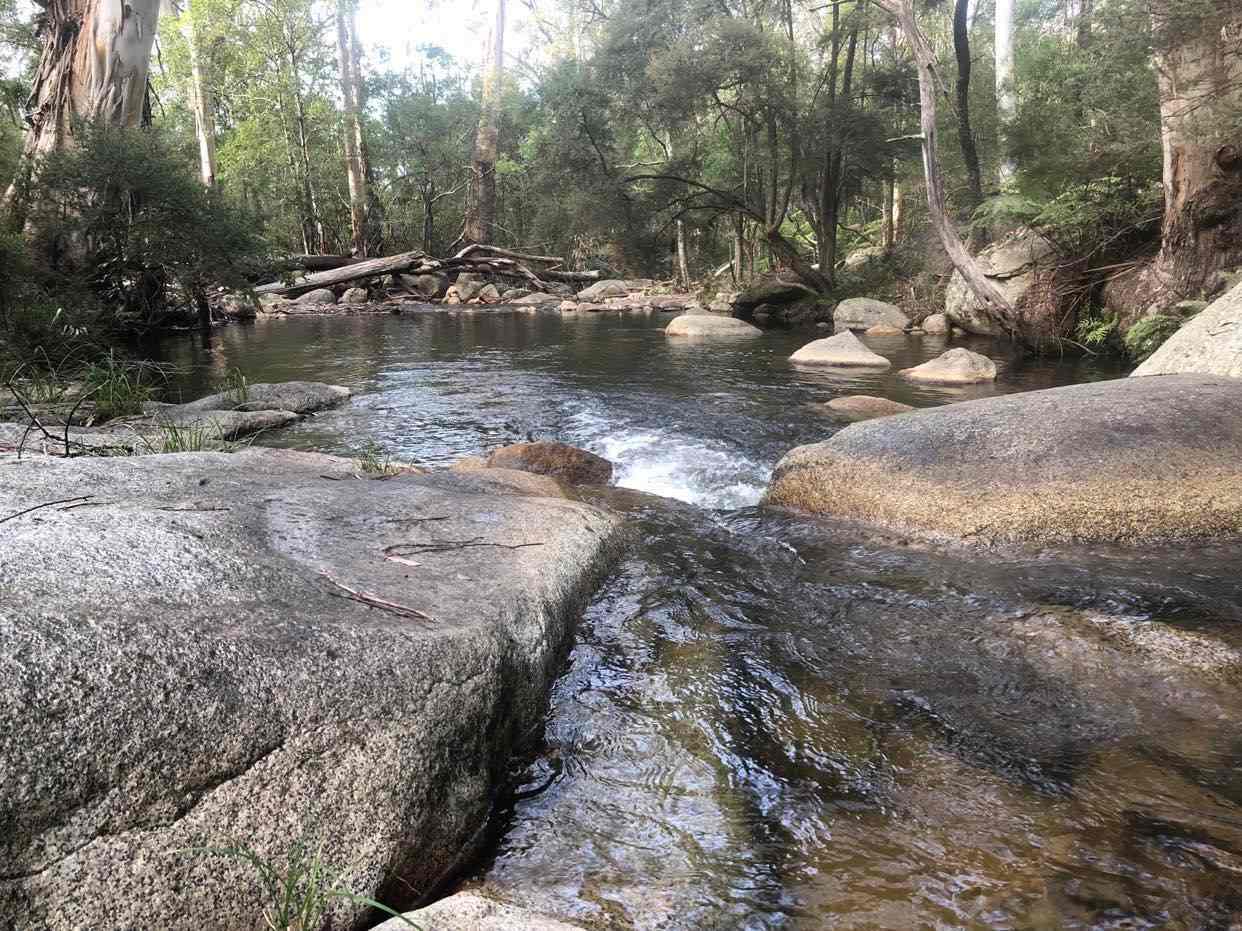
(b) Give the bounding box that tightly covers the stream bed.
[155,310,1242,929]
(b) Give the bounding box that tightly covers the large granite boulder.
[665,315,763,338]
[900,348,998,384]
[298,288,337,306]
[765,375,1242,544]
[0,447,621,929]
[789,331,891,369]
[510,292,562,306]
[484,441,614,486]
[409,272,449,300]
[218,293,258,320]
[921,312,950,335]
[453,273,489,302]
[945,228,1056,337]
[834,297,909,331]
[342,286,370,304]
[732,275,818,319]
[1132,281,1242,379]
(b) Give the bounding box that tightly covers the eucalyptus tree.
[466,0,506,244]
[337,0,383,255]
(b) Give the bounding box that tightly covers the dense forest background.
[0,0,1239,358]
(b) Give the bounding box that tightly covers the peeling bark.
[5,0,162,211]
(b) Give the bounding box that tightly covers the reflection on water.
[152,311,1242,929]
[152,311,1124,508]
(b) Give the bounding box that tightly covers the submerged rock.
[824,395,916,421]
[485,441,613,486]
[765,375,1242,544]
[1132,281,1242,379]
[833,297,909,331]
[790,330,891,369]
[178,381,351,415]
[374,892,585,931]
[0,447,621,929]
[900,348,997,384]
[665,315,763,338]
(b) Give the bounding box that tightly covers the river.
[154,309,1242,929]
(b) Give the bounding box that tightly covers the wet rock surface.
[899,347,998,384]
[790,331,892,369]
[0,447,621,930]
[484,441,614,487]
[665,314,763,338]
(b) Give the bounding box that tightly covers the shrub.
[1124,314,1184,362]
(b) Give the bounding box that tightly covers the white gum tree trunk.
[179,1,218,188]
[995,0,1017,188]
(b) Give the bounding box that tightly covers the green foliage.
[356,440,399,477]
[141,421,213,454]
[24,125,269,329]
[970,194,1043,236]
[219,367,250,407]
[1124,314,1184,362]
[83,353,161,422]
[186,841,421,931]
[1029,178,1162,257]
[1074,312,1119,349]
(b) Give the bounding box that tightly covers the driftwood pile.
[256,244,601,299]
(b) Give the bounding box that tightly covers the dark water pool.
[153,310,1242,929]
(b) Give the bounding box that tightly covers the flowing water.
[155,310,1242,930]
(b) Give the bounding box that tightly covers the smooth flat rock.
[665,315,762,338]
[833,297,909,331]
[765,375,1242,544]
[790,330,891,369]
[900,348,997,384]
[576,279,629,302]
[152,407,300,439]
[0,447,621,929]
[824,395,916,421]
[178,381,351,415]
[1132,281,1242,379]
[510,292,561,305]
[484,441,613,486]
[374,892,584,931]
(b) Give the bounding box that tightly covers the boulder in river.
[0,447,621,929]
[732,275,818,319]
[218,293,258,320]
[944,227,1056,337]
[833,297,909,331]
[665,315,763,338]
[298,287,337,305]
[485,441,614,486]
[177,381,351,415]
[865,323,905,337]
[824,395,916,421]
[477,284,502,304]
[454,273,489,302]
[900,348,997,384]
[511,292,562,306]
[765,374,1242,544]
[921,312,950,335]
[342,286,369,305]
[410,272,449,299]
[576,279,629,302]
[1131,281,1242,379]
[790,330,891,369]
[374,891,585,931]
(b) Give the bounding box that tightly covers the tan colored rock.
[485,441,613,486]
[374,892,585,931]
[945,227,1055,336]
[922,313,949,335]
[341,286,369,304]
[790,330,891,369]
[765,375,1242,544]
[900,348,997,384]
[559,300,579,313]
[834,297,909,331]
[824,395,916,421]
[477,284,502,304]
[865,323,905,337]
[665,315,763,338]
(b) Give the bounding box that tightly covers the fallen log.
[285,254,361,272]
[255,245,602,297]
[255,250,432,296]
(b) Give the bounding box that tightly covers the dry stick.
[319,570,436,624]
[0,495,94,526]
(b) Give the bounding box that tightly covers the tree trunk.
[676,219,690,287]
[817,10,860,286]
[336,0,382,256]
[465,0,505,244]
[1145,2,1242,300]
[883,176,895,248]
[180,1,217,189]
[879,0,1016,331]
[4,0,162,211]
[953,0,983,207]
[995,0,1017,188]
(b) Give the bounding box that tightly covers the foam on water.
[571,410,769,509]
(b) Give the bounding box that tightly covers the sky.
[356,0,534,74]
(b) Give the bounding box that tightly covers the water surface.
[154,311,1242,929]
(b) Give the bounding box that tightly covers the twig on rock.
[320,570,437,624]
[0,495,94,526]
[383,538,545,557]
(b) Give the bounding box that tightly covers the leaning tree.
[3,0,162,209]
